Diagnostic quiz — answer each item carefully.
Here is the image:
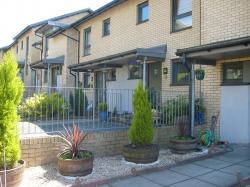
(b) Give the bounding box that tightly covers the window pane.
[174,15,192,30]
[129,65,143,79]
[84,73,91,88]
[176,0,192,15]
[224,62,243,83]
[138,2,149,23]
[103,19,110,36]
[141,5,149,21]
[172,61,189,85]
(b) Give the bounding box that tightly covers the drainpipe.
[143,57,148,88]
[70,69,77,87]
[191,64,195,137]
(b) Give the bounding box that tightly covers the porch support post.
[47,64,50,94]
[191,64,195,137]
[102,70,106,102]
[143,57,148,88]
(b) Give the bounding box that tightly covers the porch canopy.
[68,44,167,72]
[176,36,250,64]
[30,56,65,69]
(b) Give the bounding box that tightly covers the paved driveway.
[100,144,250,187]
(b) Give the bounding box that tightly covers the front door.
[148,62,161,109]
[95,71,106,103]
[148,63,161,91]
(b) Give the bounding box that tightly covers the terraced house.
[64,0,249,143]
[1,0,250,144]
[0,8,92,87]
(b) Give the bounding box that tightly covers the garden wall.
[21,126,177,167]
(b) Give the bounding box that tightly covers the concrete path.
[100,144,250,187]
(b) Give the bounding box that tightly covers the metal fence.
[19,86,190,135]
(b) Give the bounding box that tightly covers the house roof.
[71,0,127,27]
[46,0,128,39]
[0,8,93,51]
[13,8,92,40]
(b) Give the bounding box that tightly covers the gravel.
[20,149,208,187]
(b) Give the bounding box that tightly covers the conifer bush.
[128,81,154,145]
[0,51,24,169]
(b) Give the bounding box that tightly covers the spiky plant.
[59,125,88,159]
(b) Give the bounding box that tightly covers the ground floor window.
[128,64,143,79]
[83,73,92,88]
[223,62,243,84]
[172,59,189,85]
[106,69,116,81]
[44,69,48,83]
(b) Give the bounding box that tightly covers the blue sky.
[0,0,112,47]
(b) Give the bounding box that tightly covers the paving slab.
[170,164,213,177]
[110,176,162,187]
[98,185,112,187]
[168,179,217,187]
[214,152,249,164]
[238,160,250,167]
[142,169,189,186]
[197,171,238,187]
[193,158,232,169]
[220,164,250,178]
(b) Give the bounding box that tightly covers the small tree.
[128,81,154,145]
[0,51,24,169]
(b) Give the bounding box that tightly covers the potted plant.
[123,81,159,164]
[57,125,93,177]
[195,68,205,80]
[98,102,108,121]
[0,51,25,187]
[170,116,197,154]
[195,98,206,125]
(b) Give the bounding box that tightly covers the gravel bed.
[20,149,208,187]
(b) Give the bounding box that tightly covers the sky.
[0,0,113,47]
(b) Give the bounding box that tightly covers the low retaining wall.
[21,126,177,167]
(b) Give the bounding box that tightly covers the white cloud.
[0,0,112,47]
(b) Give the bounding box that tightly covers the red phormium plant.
[60,124,87,159]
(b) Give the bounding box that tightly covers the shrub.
[69,89,88,116]
[98,102,108,112]
[0,51,24,169]
[128,81,154,146]
[20,92,68,120]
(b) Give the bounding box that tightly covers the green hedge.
[20,92,68,120]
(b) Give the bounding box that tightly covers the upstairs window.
[26,36,29,57]
[21,41,24,50]
[16,45,18,54]
[45,37,49,57]
[103,18,110,37]
[172,0,192,32]
[83,27,91,56]
[172,59,189,85]
[137,1,149,24]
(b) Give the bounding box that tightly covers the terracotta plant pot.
[57,150,93,177]
[170,137,197,154]
[123,144,159,164]
[0,160,25,187]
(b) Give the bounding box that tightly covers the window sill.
[171,26,192,34]
[136,19,149,25]
[102,33,110,38]
[82,54,91,57]
[170,83,189,87]
[127,77,143,80]
[221,83,250,86]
